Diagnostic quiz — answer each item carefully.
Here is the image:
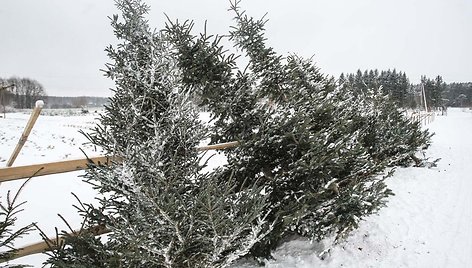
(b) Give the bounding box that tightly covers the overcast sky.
[0,0,470,97]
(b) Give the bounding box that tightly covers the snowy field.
[1,108,472,267]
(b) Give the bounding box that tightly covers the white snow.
[1,108,472,267]
[35,100,44,109]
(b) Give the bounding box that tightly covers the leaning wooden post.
[0,142,241,183]
[6,100,44,167]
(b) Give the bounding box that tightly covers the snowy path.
[327,108,472,268]
[238,108,472,268]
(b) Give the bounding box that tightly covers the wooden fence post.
[6,100,44,167]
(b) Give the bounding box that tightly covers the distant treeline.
[443,82,472,107]
[0,77,47,109]
[339,69,472,109]
[44,96,109,109]
[1,76,108,109]
[2,73,470,111]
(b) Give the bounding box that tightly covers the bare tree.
[2,77,47,109]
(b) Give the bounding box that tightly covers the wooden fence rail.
[0,141,239,183]
[0,156,112,183]
[410,111,435,125]
[11,225,110,262]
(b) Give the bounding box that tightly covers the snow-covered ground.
[1,108,471,267]
[0,110,103,266]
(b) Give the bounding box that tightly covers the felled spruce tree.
[362,89,432,167]
[44,1,270,267]
[350,87,433,167]
[166,1,399,259]
[337,72,432,166]
[44,0,432,265]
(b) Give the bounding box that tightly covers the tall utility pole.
[421,83,428,112]
[0,84,15,118]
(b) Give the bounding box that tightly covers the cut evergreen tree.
[166,0,423,259]
[350,87,433,167]
[43,1,270,267]
[42,0,432,266]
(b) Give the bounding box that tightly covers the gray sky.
[0,0,470,97]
